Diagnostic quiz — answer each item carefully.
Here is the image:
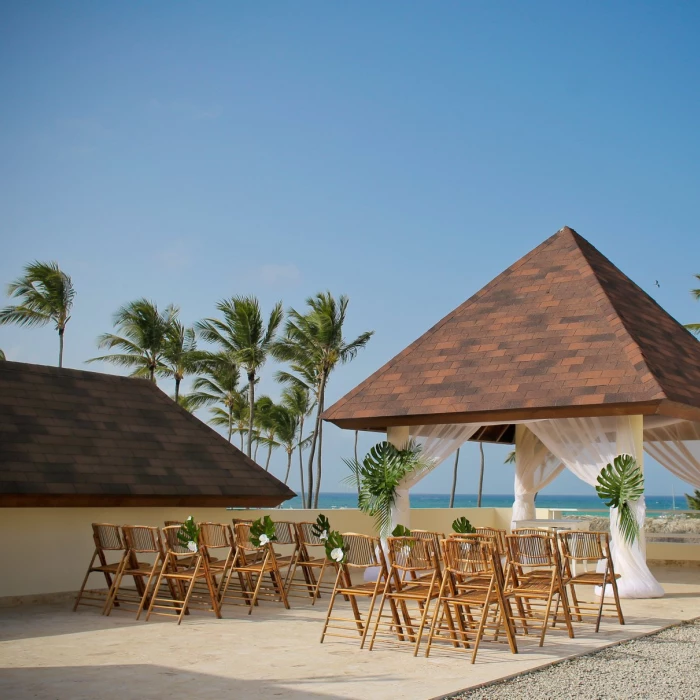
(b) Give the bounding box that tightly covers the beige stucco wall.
[2,506,698,603]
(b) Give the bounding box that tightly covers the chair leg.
[609,569,625,625]
[73,551,99,611]
[368,574,393,650]
[136,554,162,620]
[102,554,129,616]
[320,568,344,643]
[145,556,170,621]
[360,576,384,649]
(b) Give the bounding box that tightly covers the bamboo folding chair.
[425,537,517,663]
[74,523,128,612]
[474,527,508,558]
[369,535,441,655]
[320,533,387,647]
[220,522,290,614]
[557,531,624,633]
[408,530,444,583]
[144,525,222,624]
[103,526,165,618]
[504,533,574,646]
[286,521,337,603]
[198,522,237,597]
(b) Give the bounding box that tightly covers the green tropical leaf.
[177,516,200,549]
[391,524,412,537]
[452,516,476,534]
[595,454,645,545]
[249,515,277,547]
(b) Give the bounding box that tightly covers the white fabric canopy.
[528,416,664,598]
[512,425,564,522]
[644,420,700,489]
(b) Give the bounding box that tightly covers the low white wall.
[2,506,698,603]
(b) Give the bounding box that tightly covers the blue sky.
[1,2,699,498]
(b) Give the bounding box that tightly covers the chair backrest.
[342,533,384,569]
[386,536,435,572]
[512,527,550,536]
[474,527,507,556]
[199,522,234,550]
[122,526,162,554]
[233,522,263,553]
[558,530,607,561]
[92,523,125,551]
[273,521,297,546]
[296,521,324,547]
[164,520,184,527]
[506,533,557,568]
[409,529,444,561]
[441,537,493,576]
[161,525,197,556]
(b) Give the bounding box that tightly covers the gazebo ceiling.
[323,227,700,432]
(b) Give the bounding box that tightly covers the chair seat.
[90,563,123,575]
[570,572,620,585]
[275,555,294,567]
[509,577,555,595]
[337,581,381,596]
[391,582,438,599]
[121,562,159,575]
[297,557,327,567]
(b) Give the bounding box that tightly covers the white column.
[387,426,411,533]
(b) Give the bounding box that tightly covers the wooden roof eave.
[0,493,295,508]
[322,399,696,432]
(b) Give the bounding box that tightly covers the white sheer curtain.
[387,423,481,529]
[644,420,700,489]
[528,416,664,599]
[512,425,564,523]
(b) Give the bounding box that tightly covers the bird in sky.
[654,280,661,288]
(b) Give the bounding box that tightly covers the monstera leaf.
[452,516,476,534]
[391,524,412,537]
[595,454,645,545]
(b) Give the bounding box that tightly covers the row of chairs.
[320,528,623,663]
[74,519,339,624]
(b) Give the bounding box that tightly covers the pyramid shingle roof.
[323,227,700,430]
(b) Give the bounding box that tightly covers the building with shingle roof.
[323,227,700,436]
[0,361,295,507]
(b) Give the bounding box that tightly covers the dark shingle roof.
[0,361,296,507]
[323,227,700,430]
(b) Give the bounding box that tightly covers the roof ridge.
[569,232,667,401]
[323,229,566,420]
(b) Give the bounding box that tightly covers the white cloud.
[257,264,301,286]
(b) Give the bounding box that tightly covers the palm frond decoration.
[595,454,645,545]
[342,440,431,537]
[685,488,700,511]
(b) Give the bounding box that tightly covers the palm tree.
[477,442,485,507]
[274,292,373,507]
[280,384,315,506]
[686,273,700,335]
[449,448,460,508]
[0,261,75,367]
[172,392,198,413]
[197,296,283,459]
[272,405,312,485]
[0,349,5,361]
[686,489,700,511]
[189,352,247,445]
[88,299,177,381]
[254,395,282,471]
[158,321,202,401]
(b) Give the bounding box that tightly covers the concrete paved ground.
[1,566,699,700]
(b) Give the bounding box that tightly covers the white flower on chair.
[258,533,270,546]
[187,541,198,552]
[330,547,344,562]
[320,530,329,541]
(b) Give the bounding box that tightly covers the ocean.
[280,492,686,515]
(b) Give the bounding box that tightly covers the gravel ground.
[449,619,700,700]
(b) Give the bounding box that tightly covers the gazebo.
[323,227,700,598]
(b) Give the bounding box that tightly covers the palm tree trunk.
[239,431,244,451]
[449,448,460,508]
[305,374,325,511]
[298,415,306,508]
[175,377,181,402]
[265,437,273,471]
[313,386,326,508]
[284,450,293,485]
[477,442,485,507]
[58,327,65,368]
[247,371,255,458]
[254,439,260,462]
[227,407,233,443]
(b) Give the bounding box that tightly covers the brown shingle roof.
[0,361,296,507]
[323,227,700,430]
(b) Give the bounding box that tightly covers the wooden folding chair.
[320,533,387,647]
[369,535,441,655]
[286,521,337,603]
[74,523,128,612]
[197,522,236,597]
[103,526,165,619]
[408,530,444,583]
[557,530,624,632]
[220,522,290,614]
[425,537,517,662]
[144,525,222,624]
[504,533,574,646]
[475,527,508,558]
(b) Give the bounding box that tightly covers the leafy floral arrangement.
[596,454,645,545]
[312,513,346,563]
[391,524,412,537]
[177,516,200,553]
[249,515,278,548]
[452,516,476,534]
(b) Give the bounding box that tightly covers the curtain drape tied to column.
[528,416,664,599]
[644,420,700,489]
[512,425,564,524]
